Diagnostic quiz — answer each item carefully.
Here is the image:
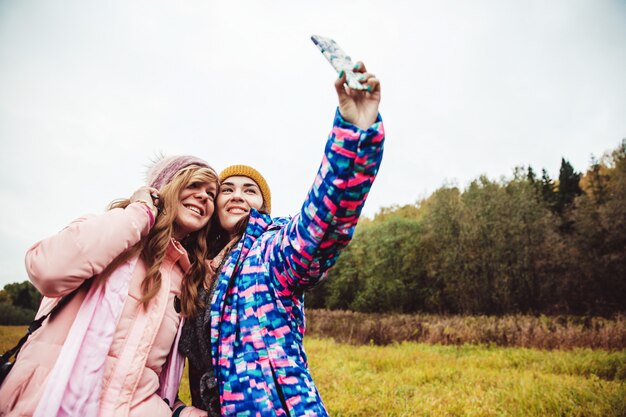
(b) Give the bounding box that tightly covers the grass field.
[2,326,625,416]
[306,338,625,417]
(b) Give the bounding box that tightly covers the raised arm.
[268,62,384,293]
[26,187,158,297]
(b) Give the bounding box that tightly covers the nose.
[227,190,245,203]
[194,189,209,201]
[229,193,244,202]
[230,187,244,201]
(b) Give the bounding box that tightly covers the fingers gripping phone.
[311,35,367,90]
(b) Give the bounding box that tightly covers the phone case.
[311,35,367,90]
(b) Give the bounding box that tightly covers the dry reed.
[305,310,626,350]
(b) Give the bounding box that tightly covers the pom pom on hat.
[147,155,214,190]
[219,165,271,214]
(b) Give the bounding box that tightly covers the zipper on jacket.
[219,225,290,416]
[214,231,247,383]
[269,363,291,417]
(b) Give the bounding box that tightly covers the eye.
[221,186,233,193]
[207,191,216,201]
[245,188,258,194]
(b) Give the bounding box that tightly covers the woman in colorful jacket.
[177,62,384,416]
[0,156,219,417]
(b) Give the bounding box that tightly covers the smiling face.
[216,175,264,237]
[172,180,218,240]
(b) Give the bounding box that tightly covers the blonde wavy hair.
[108,165,217,317]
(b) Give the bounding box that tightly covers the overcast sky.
[1,0,625,287]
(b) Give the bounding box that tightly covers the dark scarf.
[179,285,220,416]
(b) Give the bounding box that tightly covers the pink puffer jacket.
[0,203,191,417]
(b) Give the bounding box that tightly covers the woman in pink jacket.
[0,156,217,417]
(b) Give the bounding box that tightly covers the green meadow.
[2,326,624,416]
[305,338,625,417]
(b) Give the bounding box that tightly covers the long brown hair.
[109,165,217,317]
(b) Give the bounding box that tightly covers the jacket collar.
[244,208,273,238]
[237,209,290,261]
[166,238,191,273]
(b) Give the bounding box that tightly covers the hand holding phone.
[311,35,367,90]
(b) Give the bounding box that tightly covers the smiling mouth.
[184,205,204,216]
[227,207,247,214]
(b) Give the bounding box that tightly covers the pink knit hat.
[147,155,215,190]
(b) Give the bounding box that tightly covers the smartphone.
[311,35,367,90]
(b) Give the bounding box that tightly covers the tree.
[3,281,41,311]
[540,168,557,211]
[555,158,582,215]
[566,140,626,314]
[419,187,464,313]
[349,216,426,313]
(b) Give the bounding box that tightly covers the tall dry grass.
[305,310,626,350]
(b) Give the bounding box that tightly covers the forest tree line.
[307,140,626,316]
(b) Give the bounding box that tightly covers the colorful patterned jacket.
[210,109,384,416]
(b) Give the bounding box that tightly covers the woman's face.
[216,175,264,237]
[172,181,218,240]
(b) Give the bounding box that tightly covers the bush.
[0,303,36,325]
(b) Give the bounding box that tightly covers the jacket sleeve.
[25,203,152,297]
[267,108,384,294]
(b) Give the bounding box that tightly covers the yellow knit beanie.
[219,165,271,214]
